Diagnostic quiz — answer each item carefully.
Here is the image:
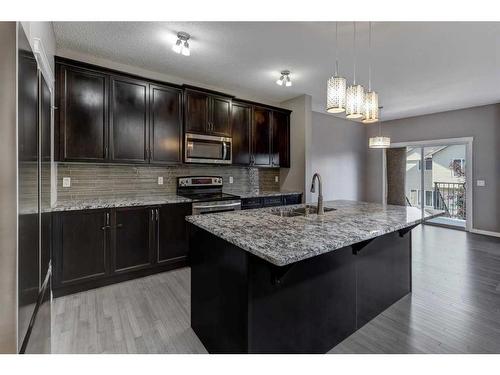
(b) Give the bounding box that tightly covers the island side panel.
[189,224,249,353]
[247,245,357,354]
[355,230,412,328]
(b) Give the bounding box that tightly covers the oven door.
[192,200,241,215]
[185,133,232,164]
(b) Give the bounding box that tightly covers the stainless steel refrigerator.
[17,23,52,354]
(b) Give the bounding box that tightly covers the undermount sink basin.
[271,205,336,217]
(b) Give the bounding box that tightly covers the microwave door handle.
[222,142,227,160]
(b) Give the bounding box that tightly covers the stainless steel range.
[177,176,241,215]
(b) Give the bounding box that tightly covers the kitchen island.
[186,200,441,353]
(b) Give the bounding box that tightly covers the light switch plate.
[275,176,279,183]
[158,176,164,185]
[477,179,485,187]
[62,177,71,188]
[229,176,233,184]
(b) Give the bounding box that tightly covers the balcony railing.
[434,182,466,220]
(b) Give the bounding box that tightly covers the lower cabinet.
[53,203,191,296]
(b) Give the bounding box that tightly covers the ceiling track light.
[346,22,365,120]
[363,22,379,124]
[327,22,347,113]
[276,70,292,87]
[173,31,191,56]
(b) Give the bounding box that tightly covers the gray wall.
[310,112,367,202]
[366,103,500,233]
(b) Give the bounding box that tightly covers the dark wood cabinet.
[231,101,252,165]
[112,206,153,272]
[282,193,302,205]
[53,210,109,286]
[110,76,149,163]
[53,203,191,296]
[355,231,412,328]
[272,110,290,168]
[252,106,272,166]
[150,84,182,164]
[155,203,191,263]
[57,64,108,161]
[241,194,302,210]
[18,53,39,161]
[184,88,232,136]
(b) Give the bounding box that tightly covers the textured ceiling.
[53,21,500,121]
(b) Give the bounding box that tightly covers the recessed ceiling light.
[173,32,191,56]
[276,70,292,87]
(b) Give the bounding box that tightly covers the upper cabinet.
[57,64,108,161]
[55,58,290,167]
[150,84,183,164]
[110,76,149,163]
[184,88,232,137]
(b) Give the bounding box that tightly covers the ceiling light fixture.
[172,32,191,56]
[369,108,390,148]
[327,22,347,113]
[276,70,292,87]
[363,22,379,124]
[346,22,365,120]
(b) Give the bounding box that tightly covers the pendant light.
[346,22,365,120]
[369,108,390,148]
[363,22,379,124]
[326,22,347,113]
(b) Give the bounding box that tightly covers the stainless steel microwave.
[184,133,232,165]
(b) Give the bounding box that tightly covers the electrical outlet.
[158,176,164,185]
[229,176,234,184]
[477,179,485,187]
[275,176,279,183]
[62,177,71,188]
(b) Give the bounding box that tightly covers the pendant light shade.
[368,136,390,148]
[326,23,347,113]
[345,22,365,120]
[362,90,379,123]
[346,84,365,119]
[327,75,347,113]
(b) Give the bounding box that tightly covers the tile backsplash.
[56,163,280,201]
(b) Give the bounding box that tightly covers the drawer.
[262,196,283,207]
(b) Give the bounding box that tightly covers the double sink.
[271,205,336,218]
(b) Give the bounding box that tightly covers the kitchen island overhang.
[187,200,442,354]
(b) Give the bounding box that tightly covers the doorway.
[386,138,473,231]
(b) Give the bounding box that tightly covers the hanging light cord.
[335,22,339,76]
[368,22,372,92]
[352,22,357,85]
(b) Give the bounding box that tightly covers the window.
[425,190,433,207]
[410,190,418,205]
[425,158,433,170]
[452,159,465,177]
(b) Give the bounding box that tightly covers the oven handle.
[193,202,241,210]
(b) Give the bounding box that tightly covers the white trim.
[384,136,473,232]
[32,37,54,91]
[471,228,500,238]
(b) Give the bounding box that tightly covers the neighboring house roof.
[406,145,449,158]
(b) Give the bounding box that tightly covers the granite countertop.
[186,200,443,267]
[51,194,192,212]
[225,190,303,198]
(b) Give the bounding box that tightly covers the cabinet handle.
[151,209,154,221]
[156,208,159,221]
[106,212,110,225]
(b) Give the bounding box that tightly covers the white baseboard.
[470,228,500,238]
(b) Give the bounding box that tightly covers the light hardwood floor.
[52,225,500,354]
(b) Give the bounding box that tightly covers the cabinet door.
[355,231,411,328]
[211,96,231,136]
[54,210,109,286]
[113,207,153,272]
[231,102,252,165]
[184,89,209,133]
[157,203,191,263]
[252,107,272,166]
[272,110,290,168]
[58,65,108,161]
[110,76,149,163]
[150,84,182,164]
[18,52,38,161]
